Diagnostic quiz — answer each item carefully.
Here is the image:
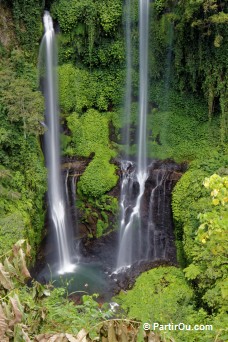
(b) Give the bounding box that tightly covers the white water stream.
[116,0,150,271]
[40,12,75,274]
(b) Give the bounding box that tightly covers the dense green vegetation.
[12,0,44,54]
[174,170,228,312]
[116,266,227,341]
[0,55,46,256]
[0,0,227,341]
[150,0,228,144]
[66,109,118,198]
[147,85,220,161]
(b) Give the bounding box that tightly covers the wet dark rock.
[83,231,119,265]
[61,155,93,173]
[112,260,178,293]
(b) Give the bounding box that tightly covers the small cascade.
[39,11,75,274]
[64,170,79,229]
[64,170,80,261]
[146,170,169,260]
[116,161,179,272]
[65,169,70,205]
[116,160,145,271]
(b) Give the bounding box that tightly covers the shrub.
[58,64,124,114]
[67,109,110,157]
[172,154,228,264]
[66,109,118,198]
[78,148,118,198]
[116,266,224,341]
[116,267,194,323]
[184,174,228,313]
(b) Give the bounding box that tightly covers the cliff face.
[140,161,184,259]
[60,159,186,267]
[0,4,16,50]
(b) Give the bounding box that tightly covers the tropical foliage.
[117,266,228,341]
[0,57,46,255]
[184,173,228,313]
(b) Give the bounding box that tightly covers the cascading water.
[146,170,169,260]
[39,11,75,274]
[116,161,135,268]
[65,170,80,239]
[116,0,150,271]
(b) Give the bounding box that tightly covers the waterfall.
[116,0,134,271]
[116,161,135,268]
[138,0,149,175]
[116,0,150,271]
[123,0,132,156]
[39,11,75,274]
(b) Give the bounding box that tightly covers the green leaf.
[184,264,201,280]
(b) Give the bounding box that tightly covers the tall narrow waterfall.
[116,0,134,270]
[39,12,75,274]
[123,0,132,156]
[138,0,149,175]
[116,0,150,271]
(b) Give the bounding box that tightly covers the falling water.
[116,0,134,270]
[123,0,132,155]
[40,11,75,274]
[65,171,79,229]
[116,161,135,269]
[138,0,149,175]
[146,170,168,260]
[116,0,150,271]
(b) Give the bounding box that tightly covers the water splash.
[39,11,75,274]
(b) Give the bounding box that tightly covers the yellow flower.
[211,189,219,197]
[203,178,210,188]
[212,198,219,206]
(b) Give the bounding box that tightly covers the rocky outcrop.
[61,157,187,247]
[66,158,186,267]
